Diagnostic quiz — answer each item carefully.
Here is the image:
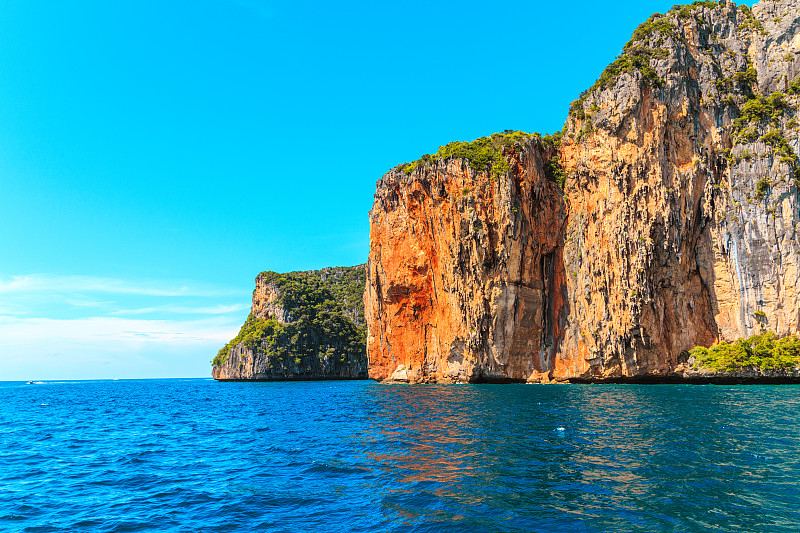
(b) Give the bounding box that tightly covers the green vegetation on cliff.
[570,46,667,119]
[570,1,731,119]
[689,331,800,372]
[543,152,567,189]
[674,1,718,19]
[214,315,284,366]
[212,265,366,368]
[397,130,563,183]
[729,87,799,170]
[736,4,766,36]
[398,130,533,177]
[569,8,676,119]
[307,265,366,326]
[733,93,790,132]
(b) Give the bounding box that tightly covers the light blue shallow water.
[2,379,800,532]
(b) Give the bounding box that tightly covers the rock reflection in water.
[366,385,484,485]
[354,384,800,532]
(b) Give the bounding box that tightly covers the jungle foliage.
[212,266,367,367]
[689,331,800,372]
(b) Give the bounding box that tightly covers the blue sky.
[1,0,755,379]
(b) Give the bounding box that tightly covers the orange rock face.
[366,1,800,382]
[366,142,567,382]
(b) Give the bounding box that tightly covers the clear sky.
[1,0,756,380]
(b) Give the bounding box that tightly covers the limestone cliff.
[366,0,800,383]
[366,135,567,382]
[212,266,368,381]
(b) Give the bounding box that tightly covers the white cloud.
[0,316,238,345]
[0,274,240,297]
[64,298,117,308]
[0,274,251,379]
[110,303,250,316]
[0,315,241,380]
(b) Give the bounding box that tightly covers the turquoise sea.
[2,379,799,532]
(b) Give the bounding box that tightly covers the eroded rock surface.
[366,141,565,382]
[366,0,800,382]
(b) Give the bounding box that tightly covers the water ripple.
[1,380,800,531]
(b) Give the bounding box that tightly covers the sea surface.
[2,379,800,532]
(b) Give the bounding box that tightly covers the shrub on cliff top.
[570,45,667,118]
[625,13,678,47]
[398,130,535,177]
[690,331,800,372]
[396,130,564,179]
[570,2,735,119]
[674,1,719,20]
[540,131,562,150]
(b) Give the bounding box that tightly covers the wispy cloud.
[64,298,117,308]
[0,316,239,346]
[0,274,250,379]
[0,274,240,297]
[0,315,242,380]
[111,303,250,316]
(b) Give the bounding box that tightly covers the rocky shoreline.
[213,376,368,382]
[378,368,800,385]
[565,374,800,385]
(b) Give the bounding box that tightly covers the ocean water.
[2,379,800,532]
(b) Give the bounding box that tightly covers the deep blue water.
[2,379,800,532]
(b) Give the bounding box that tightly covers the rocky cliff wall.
[366,0,800,382]
[366,140,566,382]
[250,275,288,323]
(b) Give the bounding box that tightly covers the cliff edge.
[366,0,800,383]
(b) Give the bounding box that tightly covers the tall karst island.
[215,0,800,383]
